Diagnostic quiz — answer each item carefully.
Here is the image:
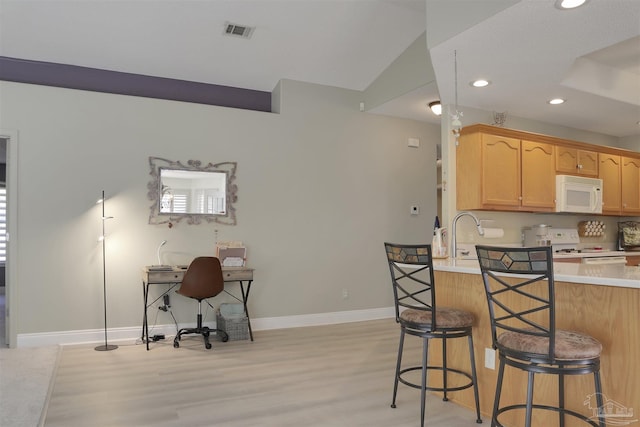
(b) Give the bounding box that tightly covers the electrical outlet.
[342,288,349,299]
[485,348,496,370]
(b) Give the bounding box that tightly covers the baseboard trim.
[16,307,395,347]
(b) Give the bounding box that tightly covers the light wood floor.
[44,319,484,427]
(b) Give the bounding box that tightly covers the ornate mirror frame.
[147,156,237,226]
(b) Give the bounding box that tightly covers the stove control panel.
[549,228,580,245]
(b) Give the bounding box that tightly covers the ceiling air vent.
[224,22,254,39]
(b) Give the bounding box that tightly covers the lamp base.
[94,344,118,351]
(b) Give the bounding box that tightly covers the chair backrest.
[177,257,225,300]
[475,245,556,359]
[384,243,437,330]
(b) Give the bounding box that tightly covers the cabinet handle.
[577,164,583,170]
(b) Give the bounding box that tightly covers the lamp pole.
[95,190,117,351]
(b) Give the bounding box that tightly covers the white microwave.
[556,175,603,214]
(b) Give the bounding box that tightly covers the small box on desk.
[217,303,249,341]
[216,244,247,267]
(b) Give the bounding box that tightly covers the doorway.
[0,130,17,347]
[0,137,6,346]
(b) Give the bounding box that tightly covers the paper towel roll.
[482,227,504,238]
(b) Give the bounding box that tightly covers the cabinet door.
[621,156,640,214]
[599,153,622,215]
[521,140,555,210]
[556,147,598,176]
[556,146,579,174]
[481,134,521,207]
[578,150,599,176]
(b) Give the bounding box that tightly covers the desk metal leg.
[239,280,254,341]
[142,281,150,350]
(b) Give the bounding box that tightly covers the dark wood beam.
[0,56,272,113]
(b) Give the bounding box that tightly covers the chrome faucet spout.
[451,211,484,258]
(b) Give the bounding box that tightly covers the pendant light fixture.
[451,50,463,145]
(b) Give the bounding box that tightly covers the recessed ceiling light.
[428,101,442,116]
[471,79,490,88]
[548,98,565,105]
[555,0,588,9]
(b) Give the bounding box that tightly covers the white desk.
[141,265,255,350]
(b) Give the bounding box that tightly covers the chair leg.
[174,301,216,350]
[492,355,506,427]
[594,370,605,427]
[391,328,405,408]
[559,372,565,427]
[525,371,535,427]
[421,337,429,427]
[467,334,482,423]
[442,332,448,401]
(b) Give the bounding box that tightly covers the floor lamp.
[95,190,118,351]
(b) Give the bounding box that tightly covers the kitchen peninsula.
[428,258,639,426]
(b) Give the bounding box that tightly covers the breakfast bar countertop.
[432,258,640,290]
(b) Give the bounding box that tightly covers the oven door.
[581,256,627,265]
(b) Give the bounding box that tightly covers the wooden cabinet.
[556,146,598,176]
[479,133,521,207]
[621,156,640,215]
[599,153,622,215]
[521,140,556,210]
[457,126,555,212]
[456,124,640,216]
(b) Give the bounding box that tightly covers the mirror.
[147,156,237,226]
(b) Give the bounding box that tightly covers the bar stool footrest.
[495,403,602,427]
[398,365,475,393]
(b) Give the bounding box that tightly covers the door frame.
[0,129,18,347]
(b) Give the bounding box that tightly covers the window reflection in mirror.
[159,169,227,215]
[147,157,237,226]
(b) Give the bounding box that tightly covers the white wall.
[0,79,440,341]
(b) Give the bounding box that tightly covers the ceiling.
[1,0,639,138]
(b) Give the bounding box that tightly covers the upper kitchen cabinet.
[456,124,640,217]
[598,153,622,215]
[621,156,640,215]
[556,146,599,177]
[456,125,555,212]
[521,140,556,210]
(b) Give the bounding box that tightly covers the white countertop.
[432,258,640,289]
[553,250,640,260]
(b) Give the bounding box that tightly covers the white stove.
[523,227,628,265]
[523,227,580,252]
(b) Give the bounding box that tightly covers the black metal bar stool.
[475,245,604,427]
[384,242,482,427]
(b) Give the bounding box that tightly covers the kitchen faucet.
[451,211,485,258]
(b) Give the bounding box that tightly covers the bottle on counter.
[432,216,448,258]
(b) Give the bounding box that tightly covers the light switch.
[408,138,419,148]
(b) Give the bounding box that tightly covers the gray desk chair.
[173,257,229,349]
[475,245,604,427]
[384,243,482,427]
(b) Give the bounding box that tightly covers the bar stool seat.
[400,307,474,329]
[498,328,602,360]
